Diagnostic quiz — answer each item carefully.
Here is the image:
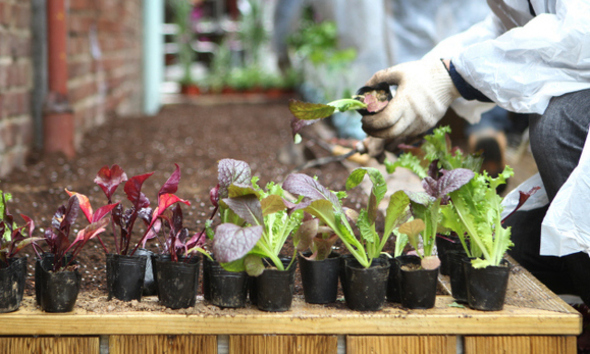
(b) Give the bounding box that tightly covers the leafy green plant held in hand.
[283,168,410,268]
[211,159,303,276]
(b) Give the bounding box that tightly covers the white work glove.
[361,58,460,140]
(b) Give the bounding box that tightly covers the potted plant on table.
[443,167,538,311]
[151,204,205,309]
[36,195,111,312]
[385,126,483,276]
[85,164,190,302]
[394,166,474,309]
[0,192,42,313]
[211,159,303,312]
[294,213,341,304]
[283,168,409,311]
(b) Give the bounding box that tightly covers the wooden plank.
[0,296,580,336]
[0,336,99,354]
[229,335,337,354]
[464,335,577,354]
[347,335,456,354]
[109,335,217,354]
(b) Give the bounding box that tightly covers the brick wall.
[68,0,143,148]
[0,0,33,177]
[0,0,143,177]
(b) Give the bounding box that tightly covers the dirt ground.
[2,97,372,296]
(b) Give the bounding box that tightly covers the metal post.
[143,0,164,116]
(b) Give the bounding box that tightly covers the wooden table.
[0,258,581,354]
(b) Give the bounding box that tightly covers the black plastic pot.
[298,251,340,304]
[35,256,81,313]
[203,256,248,308]
[448,250,469,303]
[135,248,156,296]
[397,255,438,309]
[256,257,297,312]
[0,257,27,313]
[343,256,389,311]
[155,255,200,309]
[355,82,393,116]
[387,255,415,303]
[436,234,466,276]
[464,258,510,311]
[106,253,147,301]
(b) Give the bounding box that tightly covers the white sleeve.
[452,0,590,114]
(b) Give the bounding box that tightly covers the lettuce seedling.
[293,213,338,261]
[283,168,410,268]
[0,192,43,267]
[400,166,474,269]
[442,168,514,268]
[385,126,483,178]
[211,159,303,276]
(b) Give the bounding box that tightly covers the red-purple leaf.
[65,189,93,223]
[153,193,191,220]
[212,224,263,263]
[92,203,119,223]
[291,116,319,136]
[72,219,108,246]
[218,159,252,199]
[94,164,128,200]
[437,169,474,196]
[124,172,154,208]
[223,195,263,226]
[210,184,220,208]
[283,173,341,210]
[60,196,80,230]
[502,186,541,223]
[159,164,181,197]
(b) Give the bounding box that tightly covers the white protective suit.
[426,0,590,257]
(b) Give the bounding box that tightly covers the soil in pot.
[106,254,147,302]
[35,256,81,313]
[135,248,157,296]
[155,255,200,309]
[298,251,340,304]
[203,256,248,308]
[448,250,469,303]
[387,254,416,303]
[343,255,389,311]
[397,255,438,309]
[256,257,297,312]
[0,257,27,313]
[436,234,466,276]
[464,258,510,311]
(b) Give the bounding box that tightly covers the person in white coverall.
[362,0,590,305]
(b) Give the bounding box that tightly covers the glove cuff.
[425,58,461,106]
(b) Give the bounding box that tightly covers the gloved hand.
[361,58,460,140]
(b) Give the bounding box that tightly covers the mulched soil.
[2,98,370,297]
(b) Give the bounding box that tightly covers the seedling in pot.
[293,213,338,261]
[42,195,112,272]
[288,82,392,140]
[400,165,475,269]
[81,164,190,257]
[283,168,410,268]
[210,159,303,276]
[0,192,43,267]
[442,167,539,268]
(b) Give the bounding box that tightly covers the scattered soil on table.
[2,99,372,298]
